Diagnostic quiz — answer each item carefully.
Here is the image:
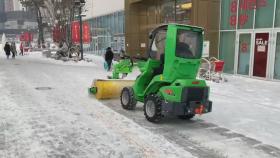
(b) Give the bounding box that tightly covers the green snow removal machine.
[120,24,212,122]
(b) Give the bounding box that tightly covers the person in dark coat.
[4,42,11,59]
[105,47,114,71]
[11,42,17,59]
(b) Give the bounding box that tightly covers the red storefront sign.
[52,26,60,43]
[83,22,90,44]
[229,0,267,27]
[20,32,33,42]
[71,21,91,44]
[20,34,25,41]
[71,21,80,44]
[52,25,66,43]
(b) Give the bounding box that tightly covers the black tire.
[177,114,195,120]
[120,87,137,110]
[144,95,162,123]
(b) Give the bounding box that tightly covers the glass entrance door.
[237,33,252,75]
[253,32,270,78]
[274,32,280,79]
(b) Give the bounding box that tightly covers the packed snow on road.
[0,51,280,158]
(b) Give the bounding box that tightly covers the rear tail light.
[192,81,200,85]
[195,105,204,115]
[164,89,173,95]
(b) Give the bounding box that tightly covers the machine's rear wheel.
[177,114,195,120]
[144,95,162,123]
[120,87,137,110]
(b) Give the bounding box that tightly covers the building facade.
[0,0,4,13]
[13,0,23,11]
[84,0,125,55]
[219,0,280,80]
[4,0,14,12]
[0,0,48,42]
[85,11,125,55]
[125,0,220,57]
[0,0,6,29]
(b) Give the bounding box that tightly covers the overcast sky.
[84,0,124,19]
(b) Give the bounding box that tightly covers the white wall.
[84,0,124,19]
[13,0,23,11]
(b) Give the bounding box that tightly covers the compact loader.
[89,24,212,122]
[120,24,212,122]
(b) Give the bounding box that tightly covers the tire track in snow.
[102,99,280,158]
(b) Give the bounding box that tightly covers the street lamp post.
[79,6,83,60]
[75,0,85,60]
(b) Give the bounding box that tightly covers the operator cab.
[148,25,168,76]
[175,29,202,59]
[148,24,203,78]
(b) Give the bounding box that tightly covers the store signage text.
[256,38,268,52]
[230,0,267,27]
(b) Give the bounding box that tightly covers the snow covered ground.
[204,77,280,148]
[0,51,280,158]
[0,52,194,158]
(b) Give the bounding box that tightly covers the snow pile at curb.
[27,52,99,67]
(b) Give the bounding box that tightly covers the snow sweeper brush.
[89,79,134,99]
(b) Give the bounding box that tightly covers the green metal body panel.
[159,79,207,102]
[163,25,203,82]
[111,59,147,79]
[112,59,133,79]
[136,61,147,73]
[132,24,207,104]
[133,59,160,102]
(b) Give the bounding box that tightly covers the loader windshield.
[176,29,202,59]
[150,30,167,60]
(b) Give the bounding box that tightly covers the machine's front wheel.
[120,87,137,110]
[144,95,162,123]
[177,114,195,120]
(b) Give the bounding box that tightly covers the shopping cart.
[198,58,211,80]
[198,57,227,82]
[209,57,226,83]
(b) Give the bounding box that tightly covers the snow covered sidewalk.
[0,57,195,158]
[1,52,280,157]
[203,76,280,148]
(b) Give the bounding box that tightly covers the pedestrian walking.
[4,42,11,59]
[20,42,24,56]
[105,47,114,71]
[11,42,17,59]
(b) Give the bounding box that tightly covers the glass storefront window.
[255,0,275,28]
[238,0,254,29]
[238,33,251,75]
[220,0,236,30]
[176,0,192,24]
[275,0,280,27]
[161,0,175,23]
[88,11,125,54]
[219,32,236,74]
[274,33,280,79]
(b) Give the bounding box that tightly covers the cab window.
[176,29,202,59]
[150,30,167,60]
